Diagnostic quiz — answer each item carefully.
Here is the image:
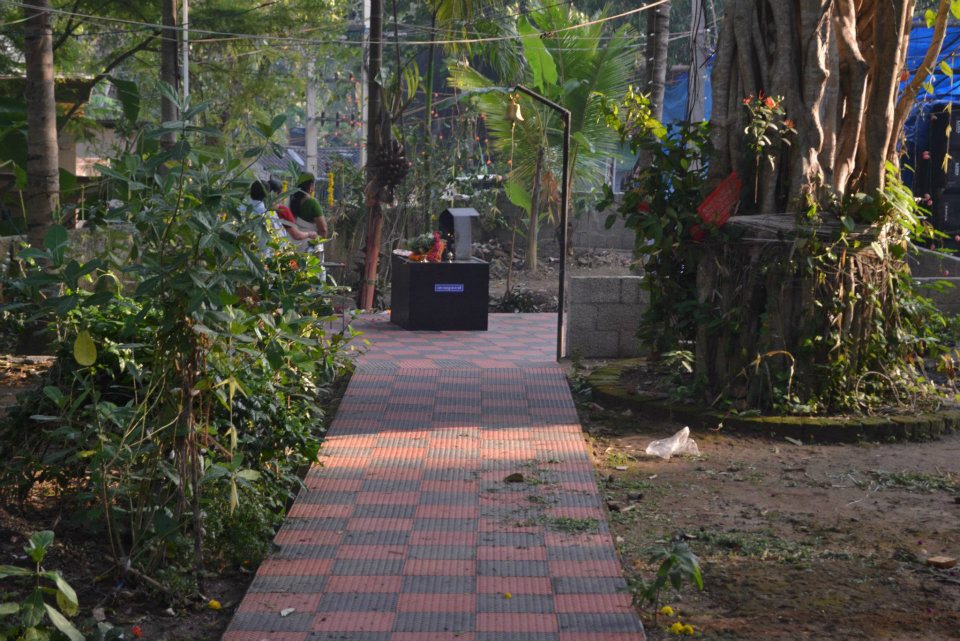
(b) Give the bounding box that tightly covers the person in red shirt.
[267,179,315,244]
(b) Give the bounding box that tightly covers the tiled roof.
[255,146,361,176]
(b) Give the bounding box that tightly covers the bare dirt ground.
[476,242,636,308]
[577,396,960,641]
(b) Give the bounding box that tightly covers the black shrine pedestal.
[390,255,489,331]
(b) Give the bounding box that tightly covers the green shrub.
[0,92,354,593]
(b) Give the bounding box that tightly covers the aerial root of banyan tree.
[709,0,948,208]
[695,235,901,410]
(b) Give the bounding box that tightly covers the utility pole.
[306,56,318,175]
[687,0,708,122]
[359,0,370,167]
[359,0,383,310]
[182,0,189,102]
[160,0,178,145]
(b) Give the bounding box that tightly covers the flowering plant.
[742,93,795,168]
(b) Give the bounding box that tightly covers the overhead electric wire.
[4,0,672,47]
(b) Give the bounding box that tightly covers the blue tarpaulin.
[903,26,960,191]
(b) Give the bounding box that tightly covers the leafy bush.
[0,91,353,592]
[0,531,83,641]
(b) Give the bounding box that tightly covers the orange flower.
[132,626,143,638]
[288,259,299,270]
[764,96,777,109]
[742,95,752,105]
[784,118,795,129]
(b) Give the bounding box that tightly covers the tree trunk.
[631,2,672,182]
[161,0,179,145]
[24,0,58,249]
[646,2,671,120]
[692,0,946,410]
[360,0,384,310]
[687,0,708,122]
[525,146,545,272]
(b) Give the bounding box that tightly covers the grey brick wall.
[567,276,647,359]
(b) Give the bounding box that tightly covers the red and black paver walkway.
[223,313,645,641]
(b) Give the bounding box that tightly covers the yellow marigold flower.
[682,624,695,635]
[208,599,222,610]
[659,605,675,617]
[670,621,685,635]
[503,592,512,600]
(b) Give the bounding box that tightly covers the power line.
[5,0,672,47]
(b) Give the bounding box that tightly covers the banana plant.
[449,1,635,271]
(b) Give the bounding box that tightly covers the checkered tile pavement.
[223,313,645,641]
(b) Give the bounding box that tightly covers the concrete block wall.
[567,275,647,358]
[570,207,635,251]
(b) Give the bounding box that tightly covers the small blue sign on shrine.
[434,283,464,293]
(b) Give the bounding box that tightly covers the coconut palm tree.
[449,1,635,271]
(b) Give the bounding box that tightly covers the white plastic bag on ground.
[645,426,700,460]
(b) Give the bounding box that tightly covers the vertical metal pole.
[557,112,569,361]
[306,57,318,174]
[182,0,189,101]
[359,0,371,168]
[513,85,570,361]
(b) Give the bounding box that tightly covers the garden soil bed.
[575,391,960,640]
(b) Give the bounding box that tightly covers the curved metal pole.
[513,85,570,361]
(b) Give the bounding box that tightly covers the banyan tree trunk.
[696,219,899,410]
[697,0,945,410]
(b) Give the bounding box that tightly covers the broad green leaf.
[74,331,97,367]
[923,81,935,95]
[43,225,68,264]
[504,179,532,214]
[56,589,78,618]
[109,76,140,122]
[183,100,211,121]
[22,624,53,640]
[517,15,557,91]
[941,61,954,78]
[51,574,78,614]
[0,564,33,578]
[21,591,45,628]
[926,9,938,27]
[236,469,261,482]
[229,478,239,513]
[43,604,84,641]
[952,0,960,21]
[572,131,595,154]
[0,602,18,616]
[269,114,287,134]
[27,531,54,563]
[158,81,181,109]
[42,386,64,405]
